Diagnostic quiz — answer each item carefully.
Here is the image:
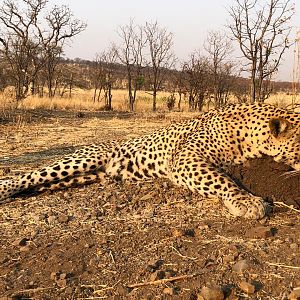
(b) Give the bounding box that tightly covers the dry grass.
[0,88,187,112]
[265,92,300,109]
[0,87,300,112]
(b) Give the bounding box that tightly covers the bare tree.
[228,0,295,102]
[117,20,146,111]
[174,70,185,110]
[0,0,47,101]
[144,21,176,111]
[90,54,106,103]
[38,4,86,98]
[0,0,86,101]
[204,30,233,108]
[99,46,118,110]
[182,51,211,112]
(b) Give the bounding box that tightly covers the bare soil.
[0,109,300,300]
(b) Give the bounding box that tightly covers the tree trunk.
[250,68,256,103]
[152,90,157,112]
[178,92,182,110]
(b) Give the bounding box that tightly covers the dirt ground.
[0,109,300,300]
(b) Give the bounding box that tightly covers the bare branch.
[227,0,295,102]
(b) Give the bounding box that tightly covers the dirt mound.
[229,155,300,208]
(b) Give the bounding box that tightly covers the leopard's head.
[266,117,300,170]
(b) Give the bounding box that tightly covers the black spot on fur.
[127,161,134,173]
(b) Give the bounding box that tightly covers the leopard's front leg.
[170,154,269,219]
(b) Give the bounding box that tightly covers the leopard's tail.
[0,142,117,203]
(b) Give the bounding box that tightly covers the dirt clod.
[239,281,256,294]
[56,278,67,288]
[59,273,67,280]
[223,255,236,263]
[290,243,298,250]
[19,245,30,252]
[232,259,250,273]
[245,226,276,238]
[172,228,184,237]
[163,287,176,295]
[198,285,224,300]
[50,272,58,281]
[47,215,56,224]
[149,270,165,281]
[58,214,69,223]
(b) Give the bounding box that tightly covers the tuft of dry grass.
[266,93,300,110]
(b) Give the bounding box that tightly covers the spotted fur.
[1,103,300,219]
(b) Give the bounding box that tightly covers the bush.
[166,94,176,111]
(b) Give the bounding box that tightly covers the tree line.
[0,0,295,111]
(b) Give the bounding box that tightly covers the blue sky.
[51,0,299,81]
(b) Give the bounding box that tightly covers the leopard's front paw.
[224,196,271,219]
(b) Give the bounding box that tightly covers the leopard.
[1,103,300,219]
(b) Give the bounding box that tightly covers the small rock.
[239,281,256,294]
[198,286,224,300]
[149,270,165,281]
[58,214,69,223]
[65,287,73,294]
[288,287,300,299]
[172,228,184,237]
[50,272,58,281]
[147,259,164,272]
[290,243,298,250]
[228,245,239,252]
[19,245,30,252]
[56,278,67,288]
[245,226,276,239]
[232,259,249,273]
[47,215,57,224]
[223,255,236,263]
[163,287,175,295]
[59,273,67,280]
[197,223,210,230]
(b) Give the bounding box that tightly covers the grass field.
[0,88,183,112]
[1,88,299,112]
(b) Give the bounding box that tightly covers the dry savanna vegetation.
[1,89,300,113]
[1,0,300,299]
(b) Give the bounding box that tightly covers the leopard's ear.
[269,117,292,138]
